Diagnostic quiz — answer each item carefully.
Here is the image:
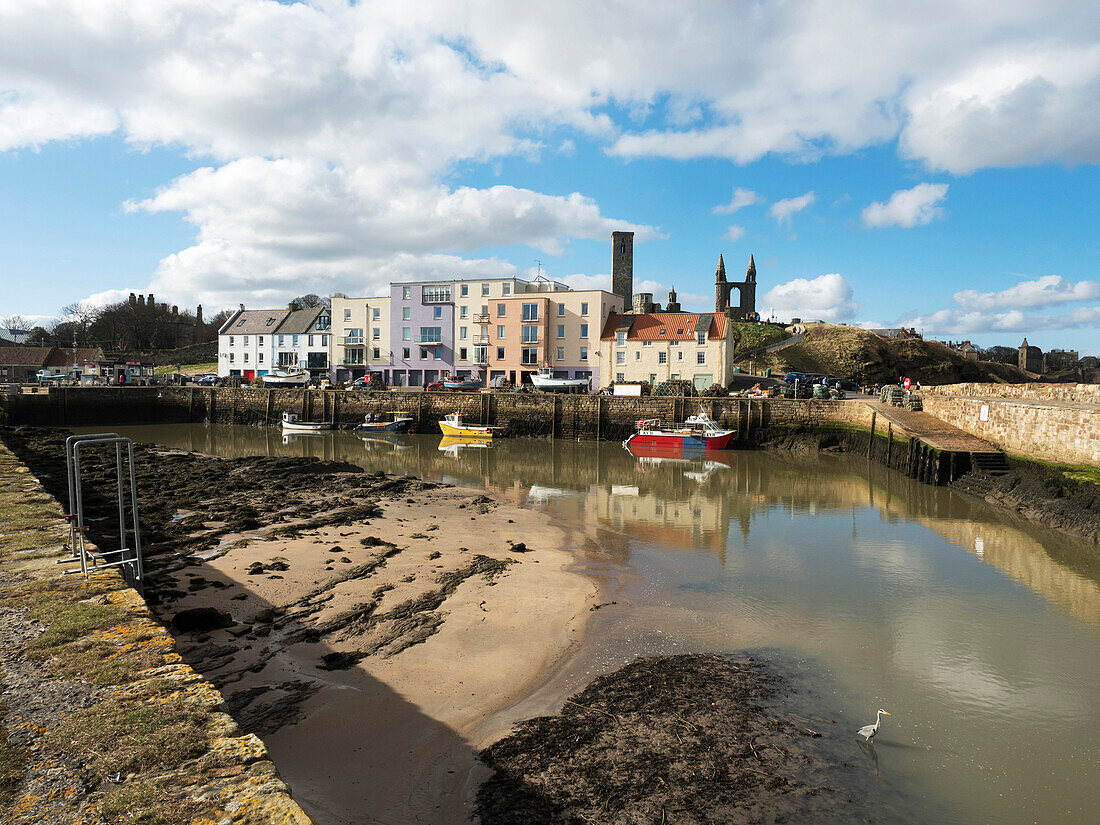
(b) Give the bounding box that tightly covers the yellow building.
[330,295,390,382]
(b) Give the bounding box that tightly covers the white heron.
[857,709,891,742]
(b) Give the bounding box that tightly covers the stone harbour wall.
[920,392,1099,467]
[923,382,1100,406]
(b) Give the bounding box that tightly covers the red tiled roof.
[45,347,105,367]
[0,346,52,367]
[600,312,726,341]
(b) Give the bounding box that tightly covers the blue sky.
[1,1,1098,354]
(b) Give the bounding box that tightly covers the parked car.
[194,374,218,386]
[825,377,860,392]
[783,371,807,383]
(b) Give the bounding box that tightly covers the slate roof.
[274,307,327,335]
[45,347,106,367]
[224,309,290,335]
[600,312,726,341]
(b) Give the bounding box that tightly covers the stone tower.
[714,255,726,312]
[612,231,634,308]
[739,255,757,317]
[666,287,681,312]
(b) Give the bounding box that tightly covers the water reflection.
[74,423,1100,825]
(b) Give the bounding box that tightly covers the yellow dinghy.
[438,412,499,439]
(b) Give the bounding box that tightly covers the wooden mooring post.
[886,422,893,467]
[867,411,877,459]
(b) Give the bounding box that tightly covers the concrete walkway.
[867,402,1003,454]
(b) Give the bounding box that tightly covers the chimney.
[172,305,178,315]
[612,231,634,308]
[129,293,137,306]
[239,303,245,312]
[288,300,300,311]
[147,293,154,306]
[137,294,145,306]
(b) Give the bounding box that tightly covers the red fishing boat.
[623,411,736,452]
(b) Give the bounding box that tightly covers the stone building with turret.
[714,255,758,320]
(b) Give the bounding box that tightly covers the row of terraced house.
[216,233,762,390]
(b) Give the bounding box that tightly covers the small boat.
[442,376,484,391]
[530,364,589,392]
[262,369,311,386]
[438,413,499,439]
[354,412,414,434]
[623,411,735,451]
[281,411,330,432]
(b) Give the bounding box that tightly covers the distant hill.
[749,323,1029,385]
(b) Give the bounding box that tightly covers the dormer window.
[236,319,245,327]
[659,329,665,336]
[265,317,275,326]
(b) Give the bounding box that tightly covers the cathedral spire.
[715,254,726,281]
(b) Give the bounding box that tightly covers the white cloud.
[769,191,815,224]
[898,305,1100,335]
[713,187,762,215]
[953,275,1100,311]
[723,225,746,242]
[861,182,948,228]
[762,273,857,323]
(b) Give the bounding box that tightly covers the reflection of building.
[595,483,732,554]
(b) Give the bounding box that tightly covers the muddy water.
[82,424,1100,825]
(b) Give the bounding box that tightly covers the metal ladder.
[62,433,144,585]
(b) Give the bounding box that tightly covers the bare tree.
[292,294,330,309]
[60,302,101,346]
[0,315,28,338]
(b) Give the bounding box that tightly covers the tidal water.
[83,424,1100,824]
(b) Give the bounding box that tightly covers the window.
[678,350,683,361]
[697,330,707,345]
[461,284,469,297]
[229,336,234,346]
[244,353,250,363]
[402,307,411,321]
[229,353,234,363]
[482,284,490,296]
[459,347,468,360]
[481,304,489,317]
[616,372,624,382]
[580,323,588,338]
[522,303,538,321]
[308,335,314,346]
[616,351,625,364]
[344,309,352,321]
[316,315,329,330]
[635,351,641,360]
[522,325,538,343]
[368,328,377,340]
[373,347,380,359]
[259,336,264,345]
[460,305,468,319]
[433,306,442,320]
[581,302,589,316]
[243,335,249,345]
[402,347,410,359]
[642,340,651,346]
[502,284,511,296]
[497,347,505,360]
[658,352,667,364]
[421,348,428,359]
[402,327,411,341]
[659,329,665,336]
[419,327,442,344]
[460,327,468,340]
[434,347,442,360]
[697,352,706,365]
[557,324,565,339]
[497,303,506,317]
[278,335,284,346]
[580,346,588,361]
[616,331,626,346]
[557,304,565,317]
[402,286,411,300]
[521,347,538,365]
[497,325,506,339]
[258,353,264,363]
[372,308,380,321]
[322,334,328,346]
[557,346,564,361]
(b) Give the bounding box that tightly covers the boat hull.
[354,419,413,433]
[530,375,589,392]
[441,381,483,391]
[262,373,311,386]
[281,422,330,432]
[624,431,736,451]
[439,421,493,439]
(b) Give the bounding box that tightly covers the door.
[693,373,713,391]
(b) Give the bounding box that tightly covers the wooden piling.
[265,389,273,424]
[886,422,893,467]
[867,411,877,458]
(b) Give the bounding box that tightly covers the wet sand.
[158,488,596,824]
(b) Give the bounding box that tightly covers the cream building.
[330,295,390,383]
[599,307,735,391]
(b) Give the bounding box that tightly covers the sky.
[0,0,1098,354]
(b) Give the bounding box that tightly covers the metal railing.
[341,336,364,345]
[472,314,490,324]
[63,434,143,586]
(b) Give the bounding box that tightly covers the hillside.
[727,322,790,359]
[752,324,1028,385]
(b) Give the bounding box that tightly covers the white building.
[273,306,331,377]
[217,306,289,379]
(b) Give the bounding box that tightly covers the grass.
[49,638,166,685]
[1063,467,1100,485]
[153,362,217,375]
[0,700,26,811]
[98,779,217,825]
[22,596,128,654]
[1009,455,1100,487]
[45,701,210,779]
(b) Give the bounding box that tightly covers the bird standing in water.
[857,709,891,742]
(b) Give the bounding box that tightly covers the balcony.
[472,314,490,324]
[416,336,444,345]
[340,357,365,366]
[471,334,490,345]
[341,336,364,345]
